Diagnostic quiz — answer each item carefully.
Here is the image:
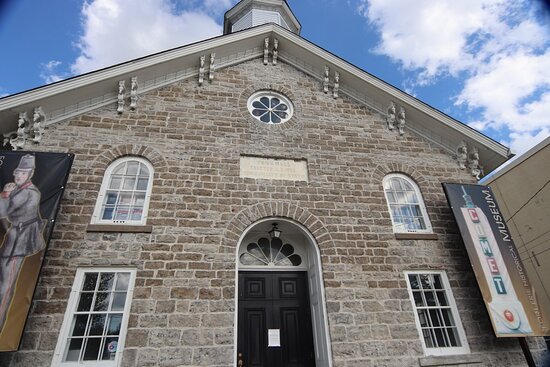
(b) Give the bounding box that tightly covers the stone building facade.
[0,1,548,366]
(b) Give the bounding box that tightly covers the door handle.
[238,352,243,367]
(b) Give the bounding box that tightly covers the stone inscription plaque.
[240,156,308,182]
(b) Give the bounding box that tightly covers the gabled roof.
[0,23,511,172]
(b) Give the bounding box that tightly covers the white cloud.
[40,60,67,84]
[71,0,223,74]
[456,51,550,132]
[507,128,549,155]
[357,0,550,155]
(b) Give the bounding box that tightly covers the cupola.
[223,0,301,35]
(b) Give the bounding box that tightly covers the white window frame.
[383,173,433,233]
[51,268,136,367]
[91,157,154,225]
[404,271,470,356]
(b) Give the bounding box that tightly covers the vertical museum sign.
[443,183,549,337]
[0,151,73,351]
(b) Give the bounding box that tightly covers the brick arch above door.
[221,201,334,254]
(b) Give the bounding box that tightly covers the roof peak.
[223,0,301,35]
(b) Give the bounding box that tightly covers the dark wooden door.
[238,271,315,367]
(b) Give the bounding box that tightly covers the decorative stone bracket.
[322,66,340,98]
[455,141,484,179]
[385,101,406,135]
[263,37,279,66]
[115,77,139,114]
[117,80,125,114]
[4,107,46,150]
[130,77,138,110]
[199,53,216,86]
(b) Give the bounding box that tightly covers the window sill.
[419,354,481,366]
[86,224,153,233]
[395,233,438,240]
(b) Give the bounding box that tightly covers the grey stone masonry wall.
[1,58,547,367]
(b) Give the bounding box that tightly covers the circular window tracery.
[240,237,302,267]
[247,91,293,124]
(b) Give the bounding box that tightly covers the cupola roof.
[223,0,301,35]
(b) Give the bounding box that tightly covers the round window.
[247,91,293,124]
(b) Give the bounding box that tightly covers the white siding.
[232,10,253,32]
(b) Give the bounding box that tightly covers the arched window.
[383,173,432,233]
[91,157,154,225]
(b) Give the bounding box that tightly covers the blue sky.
[1,0,549,156]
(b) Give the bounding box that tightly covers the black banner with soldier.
[0,152,73,351]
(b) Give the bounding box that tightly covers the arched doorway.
[234,217,333,367]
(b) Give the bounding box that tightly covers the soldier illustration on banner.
[0,155,47,332]
[0,151,73,351]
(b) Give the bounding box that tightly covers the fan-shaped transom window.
[383,174,432,233]
[240,237,302,267]
[247,91,293,124]
[92,157,154,225]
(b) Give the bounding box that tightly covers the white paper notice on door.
[268,329,281,347]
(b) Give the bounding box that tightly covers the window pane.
[105,192,118,205]
[113,163,125,174]
[72,315,89,336]
[65,338,83,361]
[240,253,265,266]
[99,273,115,291]
[111,293,127,311]
[94,293,111,311]
[136,178,149,191]
[422,328,434,348]
[441,308,456,326]
[405,191,418,203]
[434,328,449,347]
[101,337,119,361]
[429,309,442,327]
[386,192,396,203]
[447,328,460,346]
[433,275,443,289]
[134,193,146,205]
[77,293,94,312]
[109,176,122,190]
[396,192,406,204]
[126,162,139,175]
[417,309,429,327]
[436,291,448,306]
[119,193,132,205]
[247,243,267,263]
[420,275,433,289]
[412,291,423,306]
[408,275,420,289]
[288,254,302,266]
[102,207,114,220]
[82,273,98,291]
[122,178,136,190]
[89,314,107,336]
[391,178,402,191]
[258,239,271,262]
[115,273,130,291]
[114,207,129,221]
[139,164,150,177]
[83,338,102,360]
[107,314,122,335]
[425,291,436,306]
